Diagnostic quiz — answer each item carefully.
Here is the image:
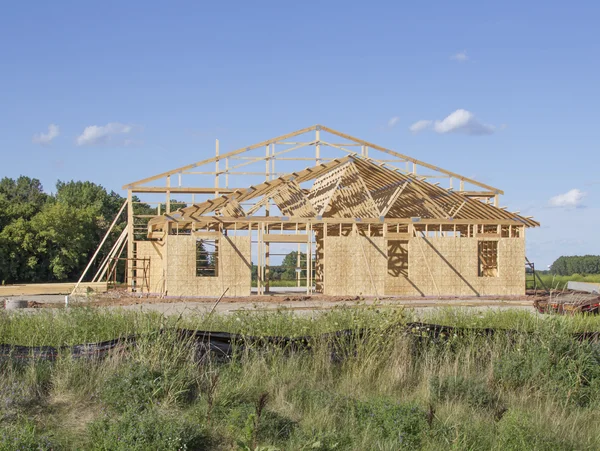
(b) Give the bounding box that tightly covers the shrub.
[0,419,55,451]
[493,331,600,406]
[88,408,209,451]
[216,397,297,447]
[101,361,197,412]
[351,398,427,449]
[496,410,574,451]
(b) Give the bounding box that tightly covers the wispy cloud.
[32,124,59,144]
[76,122,134,146]
[409,109,495,136]
[387,116,400,128]
[409,120,432,134]
[451,50,469,62]
[549,189,586,208]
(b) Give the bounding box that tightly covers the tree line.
[0,176,310,285]
[0,176,134,284]
[550,255,600,276]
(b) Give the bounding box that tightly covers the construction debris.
[534,292,600,315]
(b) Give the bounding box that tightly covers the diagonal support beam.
[379,181,409,217]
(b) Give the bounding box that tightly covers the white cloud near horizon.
[549,189,586,208]
[409,109,495,136]
[32,124,59,144]
[451,50,469,62]
[387,116,400,128]
[76,122,134,146]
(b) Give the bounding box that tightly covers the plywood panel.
[165,235,251,297]
[385,240,423,295]
[323,233,386,296]
[405,237,525,296]
[136,241,165,294]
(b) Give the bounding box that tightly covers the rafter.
[270,180,316,217]
[124,124,503,196]
[146,155,539,236]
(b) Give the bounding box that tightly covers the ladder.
[525,257,548,291]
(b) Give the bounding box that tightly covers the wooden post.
[316,128,321,165]
[215,139,220,198]
[322,223,327,292]
[265,223,270,293]
[308,225,313,291]
[271,143,275,179]
[127,190,134,291]
[166,176,171,214]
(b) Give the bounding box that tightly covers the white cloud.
[387,116,400,128]
[434,109,494,135]
[409,109,495,136]
[409,120,432,133]
[451,50,469,62]
[32,124,59,144]
[549,189,586,208]
[76,122,133,146]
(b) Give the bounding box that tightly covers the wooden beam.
[173,216,537,226]
[123,125,319,188]
[459,191,497,197]
[263,234,308,243]
[320,125,504,194]
[131,187,238,194]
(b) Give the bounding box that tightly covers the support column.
[166,176,171,214]
[126,190,134,292]
[265,224,270,293]
[215,139,220,198]
[316,128,321,165]
[264,145,270,293]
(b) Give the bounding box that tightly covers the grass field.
[250,279,304,288]
[2,307,600,450]
[537,274,600,290]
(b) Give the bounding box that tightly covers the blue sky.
[1,1,598,267]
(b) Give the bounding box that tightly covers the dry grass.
[1,307,600,450]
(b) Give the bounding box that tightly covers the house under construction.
[115,125,538,298]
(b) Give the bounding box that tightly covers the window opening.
[196,239,218,277]
[478,240,498,277]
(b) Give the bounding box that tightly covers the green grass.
[251,279,310,287]
[537,273,600,290]
[2,308,600,449]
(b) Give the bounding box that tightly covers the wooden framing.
[110,124,538,296]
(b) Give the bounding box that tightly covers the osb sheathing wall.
[136,241,165,293]
[165,235,251,297]
[385,237,526,296]
[323,235,387,296]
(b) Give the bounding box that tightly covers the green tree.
[550,255,600,276]
[281,251,306,280]
[28,203,98,280]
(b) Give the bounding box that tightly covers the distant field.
[2,308,600,450]
[537,274,600,290]
[251,279,308,288]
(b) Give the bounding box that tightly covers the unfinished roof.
[147,154,538,231]
[121,124,538,233]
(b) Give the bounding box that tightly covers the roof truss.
[147,156,539,232]
[124,124,504,199]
